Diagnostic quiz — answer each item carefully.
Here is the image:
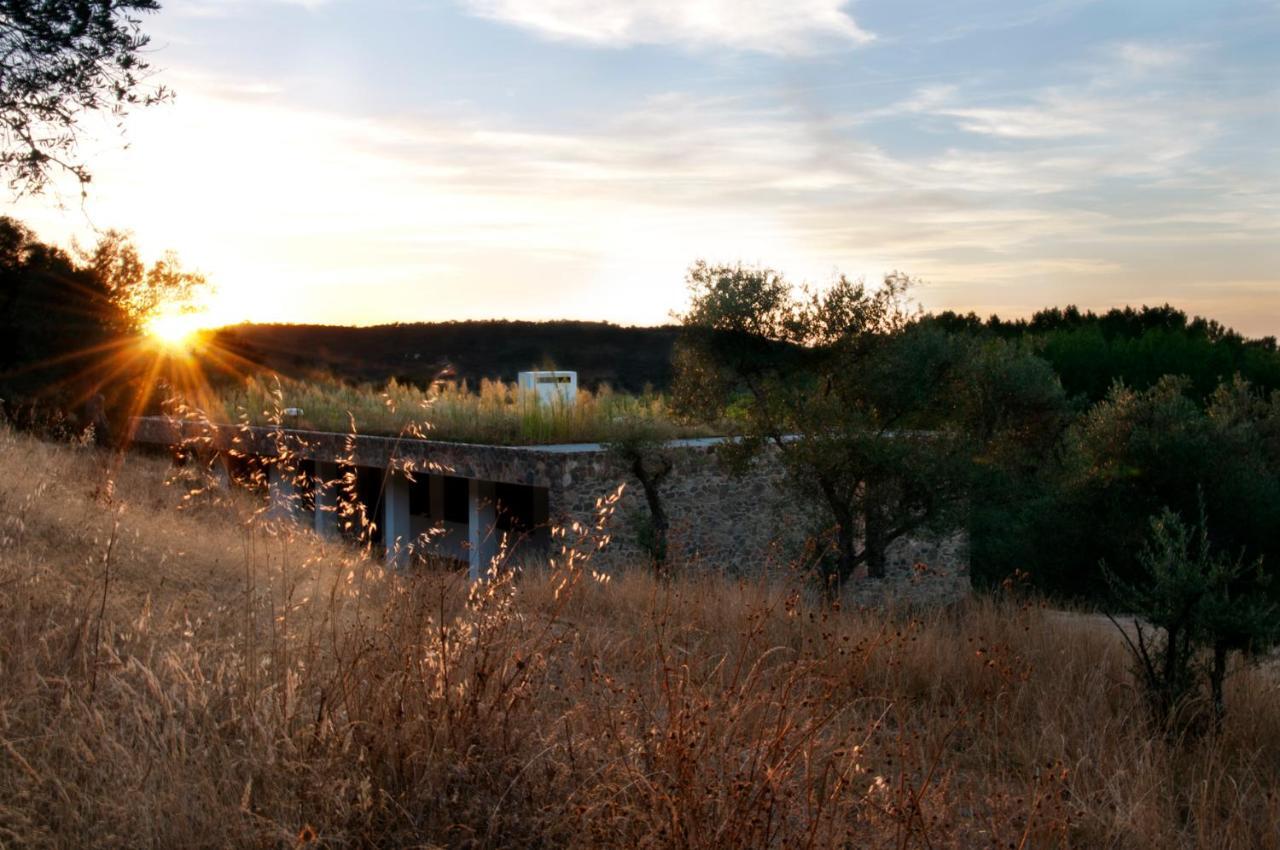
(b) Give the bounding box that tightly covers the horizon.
[9,0,1280,337]
[208,302,1277,342]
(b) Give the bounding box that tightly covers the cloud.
[165,0,331,18]
[12,37,1278,335]
[1113,41,1195,74]
[888,39,1224,177]
[457,0,873,55]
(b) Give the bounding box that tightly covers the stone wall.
[549,443,807,571]
[131,417,969,605]
[549,443,969,606]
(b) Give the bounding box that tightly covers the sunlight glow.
[146,311,205,352]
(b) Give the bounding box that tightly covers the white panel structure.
[517,370,577,408]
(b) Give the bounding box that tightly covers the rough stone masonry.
[131,416,968,606]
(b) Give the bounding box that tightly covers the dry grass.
[1,425,1278,849]
[213,375,716,444]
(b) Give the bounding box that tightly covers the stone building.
[131,416,967,605]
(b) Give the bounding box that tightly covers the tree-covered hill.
[214,304,1280,402]
[211,321,683,393]
[928,304,1280,401]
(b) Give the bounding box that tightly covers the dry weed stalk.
[0,421,1278,849]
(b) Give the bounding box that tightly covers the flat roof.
[131,416,730,455]
[507,436,730,453]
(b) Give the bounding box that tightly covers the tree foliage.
[0,216,205,429]
[0,216,115,405]
[0,0,169,194]
[1106,503,1278,731]
[1057,376,1280,596]
[82,228,205,330]
[929,304,1280,403]
[675,263,999,590]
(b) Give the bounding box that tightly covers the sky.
[10,0,1280,335]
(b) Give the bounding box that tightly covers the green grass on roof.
[211,375,718,446]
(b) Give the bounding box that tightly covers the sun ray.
[0,336,136,382]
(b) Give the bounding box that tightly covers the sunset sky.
[11,0,1280,335]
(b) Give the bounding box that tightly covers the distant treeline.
[928,305,1280,401]
[218,305,1280,403]
[212,321,683,393]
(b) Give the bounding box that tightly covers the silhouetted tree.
[0,0,169,194]
[0,217,118,407]
[0,217,207,432]
[82,228,206,331]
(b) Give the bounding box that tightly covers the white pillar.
[384,469,412,567]
[267,463,297,520]
[210,457,231,491]
[313,461,339,539]
[468,478,497,582]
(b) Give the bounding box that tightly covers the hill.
[210,305,1280,403]
[211,320,683,392]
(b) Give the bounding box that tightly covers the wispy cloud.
[457,0,873,55]
[167,0,332,15]
[22,58,1271,330]
[13,0,1280,336]
[902,0,1100,45]
[1112,41,1197,74]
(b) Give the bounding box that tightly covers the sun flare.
[145,311,204,352]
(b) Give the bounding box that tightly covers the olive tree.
[82,228,207,331]
[673,262,973,591]
[1,0,169,194]
[1106,502,1278,731]
[606,425,676,573]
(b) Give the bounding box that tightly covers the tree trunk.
[1209,640,1229,730]
[816,474,857,597]
[832,521,857,592]
[631,456,671,573]
[864,502,888,580]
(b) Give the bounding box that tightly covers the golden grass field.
[1,425,1278,849]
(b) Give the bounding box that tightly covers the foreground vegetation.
[2,426,1278,849]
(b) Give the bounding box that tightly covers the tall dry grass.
[215,375,714,445]
[1,424,1278,848]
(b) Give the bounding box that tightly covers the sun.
[145,310,205,352]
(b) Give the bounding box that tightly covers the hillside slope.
[2,427,1278,847]
[212,320,682,391]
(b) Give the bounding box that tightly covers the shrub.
[1105,502,1279,731]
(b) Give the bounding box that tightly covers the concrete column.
[267,463,297,520]
[384,469,412,567]
[210,455,231,492]
[428,474,445,523]
[468,478,497,582]
[532,486,550,550]
[313,460,340,540]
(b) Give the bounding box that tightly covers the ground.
[1,426,1278,849]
